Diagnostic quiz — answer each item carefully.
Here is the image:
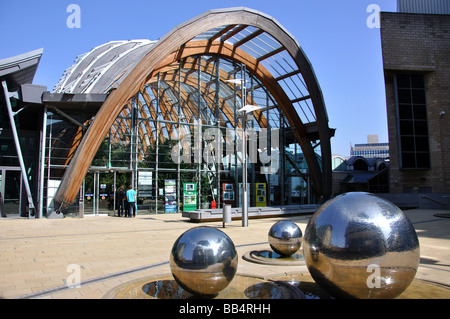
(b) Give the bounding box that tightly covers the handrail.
[421,195,447,206]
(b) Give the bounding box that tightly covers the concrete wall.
[378,192,450,209]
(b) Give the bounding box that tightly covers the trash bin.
[223,204,231,228]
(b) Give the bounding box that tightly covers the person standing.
[124,194,129,217]
[126,184,137,217]
[116,186,125,217]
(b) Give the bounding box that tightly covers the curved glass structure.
[47,7,334,215]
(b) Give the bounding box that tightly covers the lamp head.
[238,105,262,114]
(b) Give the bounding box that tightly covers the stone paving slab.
[0,209,449,299]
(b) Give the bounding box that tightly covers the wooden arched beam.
[148,65,246,129]
[161,56,268,129]
[54,7,331,208]
[151,40,323,194]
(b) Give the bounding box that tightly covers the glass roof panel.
[268,107,281,129]
[238,32,283,59]
[223,25,255,46]
[192,25,232,41]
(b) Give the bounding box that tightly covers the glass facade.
[2,8,333,218]
[43,55,319,215]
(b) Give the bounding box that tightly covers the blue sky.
[0,0,397,156]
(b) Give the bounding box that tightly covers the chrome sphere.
[303,192,420,299]
[170,226,238,296]
[268,220,303,256]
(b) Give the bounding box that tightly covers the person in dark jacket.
[116,186,125,217]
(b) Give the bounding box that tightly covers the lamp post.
[237,104,262,227]
[227,76,262,227]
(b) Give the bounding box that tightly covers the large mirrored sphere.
[303,192,420,299]
[268,220,303,256]
[170,226,238,296]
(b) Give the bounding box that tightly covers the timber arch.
[53,7,334,209]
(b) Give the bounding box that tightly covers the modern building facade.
[0,49,46,217]
[380,1,450,207]
[397,0,450,14]
[0,7,334,218]
[350,135,389,159]
[332,154,389,196]
[333,134,389,196]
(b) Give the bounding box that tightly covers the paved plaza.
[1,209,449,299]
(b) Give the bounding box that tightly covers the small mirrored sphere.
[303,192,420,299]
[268,220,303,256]
[170,226,238,296]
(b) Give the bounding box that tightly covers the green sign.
[183,183,197,212]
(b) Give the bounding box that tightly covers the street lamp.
[238,104,262,227]
[227,77,262,227]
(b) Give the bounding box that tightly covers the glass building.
[1,8,334,218]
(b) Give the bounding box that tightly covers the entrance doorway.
[0,167,22,217]
[81,170,131,216]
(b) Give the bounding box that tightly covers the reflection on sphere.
[170,226,238,296]
[268,220,303,256]
[303,192,420,299]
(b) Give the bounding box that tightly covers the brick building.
[380,1,450,207]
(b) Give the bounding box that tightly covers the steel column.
[2,81,36,217]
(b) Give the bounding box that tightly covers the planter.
[201,202,210,209]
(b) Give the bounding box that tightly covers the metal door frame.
[0,166,23,216]
[82,170,117,217]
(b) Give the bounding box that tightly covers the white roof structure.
[53,40,156,94]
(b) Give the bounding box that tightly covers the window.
[395,74,430,169]
[353,159,368,171]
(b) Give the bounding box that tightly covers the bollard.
[79,200,84,218]
[223,204,231,228]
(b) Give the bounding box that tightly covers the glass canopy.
[46,8,331,215]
